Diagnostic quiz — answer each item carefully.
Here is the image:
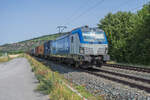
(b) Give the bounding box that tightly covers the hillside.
[0,32,67,53]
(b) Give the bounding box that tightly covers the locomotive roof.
[54,26,104,41]
[71,26,104,32]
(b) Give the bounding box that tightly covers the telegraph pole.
[57,26,67,33]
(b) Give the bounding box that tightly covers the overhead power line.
[64,0,105,26]
[130,5,143,12]
[62,0,92,25]
[130,0,150,12]
[111,0,131,13]
[96,0,149,20]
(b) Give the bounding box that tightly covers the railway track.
[82,67,150,93]
[95,68,150,84]
[104,63,150,73]
[35,57,150,93]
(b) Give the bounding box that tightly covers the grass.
[0,56,10,62]
[49,80,82,100]
[0,53,25,63]
[25,55,82,100]
[25,54,104,100]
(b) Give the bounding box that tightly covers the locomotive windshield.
[82,31,105,42]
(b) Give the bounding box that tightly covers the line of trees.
[98,2,150,65]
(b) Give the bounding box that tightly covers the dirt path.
[0,58,49,100]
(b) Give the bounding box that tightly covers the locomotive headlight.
[79,47,84,54]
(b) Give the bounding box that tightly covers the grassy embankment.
[0,54,23,63]
[0,56,10,62]
[25,54,104,100]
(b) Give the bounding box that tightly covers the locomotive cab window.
[82,31,105,42]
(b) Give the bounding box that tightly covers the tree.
[129,3,150,65]
[98,2,150,65]
[98,12,136,62]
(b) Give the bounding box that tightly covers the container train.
[30,26,110,68]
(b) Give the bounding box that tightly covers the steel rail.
[104,64,150,73]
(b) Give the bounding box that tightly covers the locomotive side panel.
[70,29,81,55]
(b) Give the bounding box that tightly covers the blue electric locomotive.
[31,26,109,68]
[47,26,109,67]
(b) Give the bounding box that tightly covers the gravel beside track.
[0,58,48,100]
[91,68,150,87]
[85,69,150,93]
[37,58,150,100]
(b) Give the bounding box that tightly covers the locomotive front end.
[79,27,109,66]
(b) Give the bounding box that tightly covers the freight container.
[37,45,44,56]
[44,40,51,56]
[55,34,70,55]
[30,48,35,55]
[35,46,39,56]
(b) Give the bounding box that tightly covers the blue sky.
[0,0,149,45]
